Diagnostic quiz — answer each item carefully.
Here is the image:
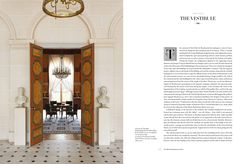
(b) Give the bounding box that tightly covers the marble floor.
[0,140,123,164]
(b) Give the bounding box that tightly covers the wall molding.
[35,42,88,49]
[28,11,96,40]
[0,10,17,39]
[108,10,123,39]
[9,39,34,48]
[89,38,115,47]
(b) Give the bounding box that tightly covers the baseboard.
[110,130,115,142]
[26,132,30,144]
[8,131,14,143]
[95,131,115,144]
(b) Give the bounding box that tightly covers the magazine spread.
[1,0,235,164]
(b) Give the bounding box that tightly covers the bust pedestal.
[14,107,26,145]
[98,107,110,145]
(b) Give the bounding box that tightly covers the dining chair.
[50,101,57,107]
[66,104,77,119]
[66,101,73,106]
[45,104,57,118]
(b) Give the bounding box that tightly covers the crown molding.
[89,38,115,47]
[9,39,35,48]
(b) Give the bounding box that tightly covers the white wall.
[94,45,115,142]
[34,16,90,44]
[114,18,123,140]
[9,43,30,142]
[0,0,123,142]
[0,19,10,140]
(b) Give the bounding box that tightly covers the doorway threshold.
[43,134,81,140]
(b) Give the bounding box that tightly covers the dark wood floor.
[43,134,81,140]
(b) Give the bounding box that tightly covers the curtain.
[49,55,74,102]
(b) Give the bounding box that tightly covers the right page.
[125,0,235,164]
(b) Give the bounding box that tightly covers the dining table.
[52,103,71,118]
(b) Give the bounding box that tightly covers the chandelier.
[53,56,71,79]
[42,0,84,18]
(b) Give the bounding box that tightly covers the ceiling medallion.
[42,0,84,18]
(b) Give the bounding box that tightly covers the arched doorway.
[29,14,95,146]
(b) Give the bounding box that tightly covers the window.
[49,55,74,102]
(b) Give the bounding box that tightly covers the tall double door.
[30,43,95,146]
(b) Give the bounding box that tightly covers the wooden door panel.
[74,53,81,108]
[30,43,44,146]
[81,44,94,146]
[42,54,49,109]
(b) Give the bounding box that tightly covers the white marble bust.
[97,86,110,108]
[16,87,27,107]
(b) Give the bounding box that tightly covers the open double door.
[30,43,95,146]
